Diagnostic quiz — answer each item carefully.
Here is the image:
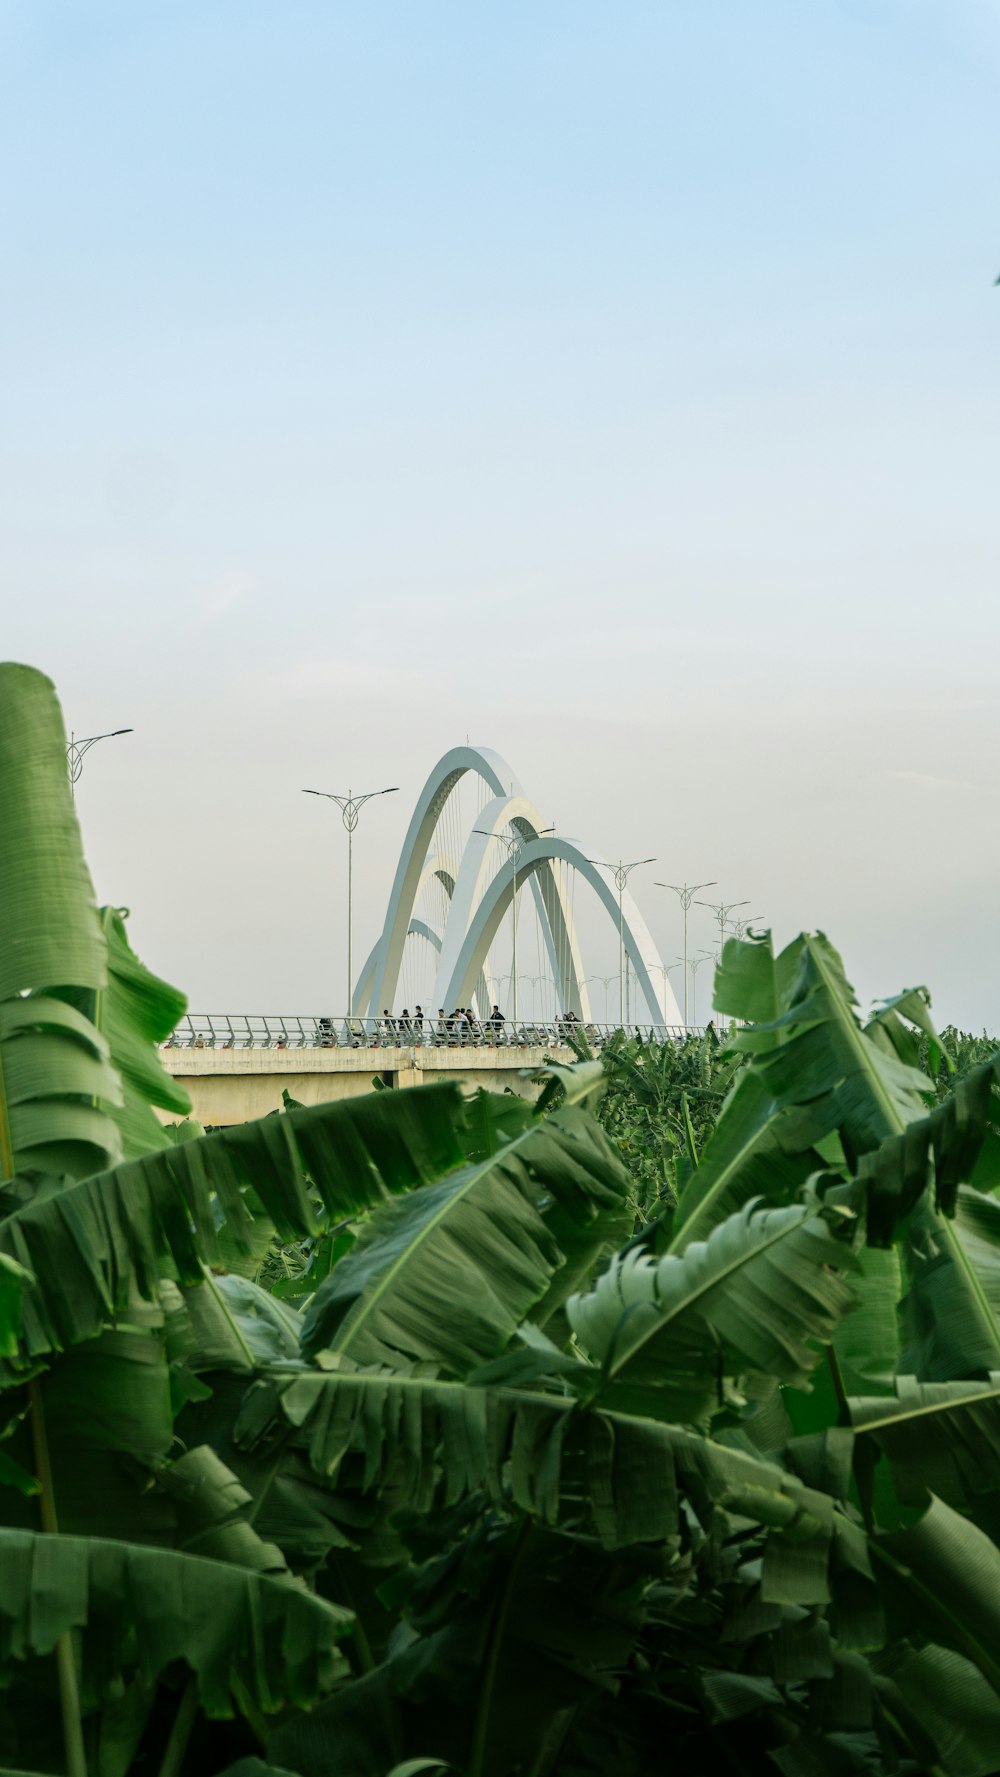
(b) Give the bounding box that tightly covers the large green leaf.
[850,1374,1000,1511]
[236,1358,840,1554]
[876,1642,1000,1777]
[900,1187,1000,1381]
[0,1083,471,1374]
[298,1107,629,1374]
[567,1190,860,1423]
[90,906,191,1158]
[0,664,122,1184]
[670,1067,826,1249]
[877,1496,1000,1696]
[711,937,1000,1382]
[0,1526,352,1715]
[669,930,934,1255]
[721,933,932,1162]
[827,1242,902,1395]
[856,1052,1000,1246]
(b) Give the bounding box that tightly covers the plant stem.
[468,1518,532,1777]
[825,1343,848,1417]
[28,1377,88,1777]
[157,1679,198,1777]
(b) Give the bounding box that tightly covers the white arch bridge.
[353,744,684,1029]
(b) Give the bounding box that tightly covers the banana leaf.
[900,1187,1000,1381]
[850,1374,1000,1510]
[877,1496,1000,1696]
[856,1053,1000,1246]
[0,664,122,1183]
[0,1082,471,1374]
[876,1642,1000,1777]
[670,1067,827,1248]
[720,933,933,1161]
[89,906,191,1157]
[567,1189,860,1423]
[0,1525,352,1715]
[670,931,934,1254]
[234,1358,840,1555]
[298,1106,628,1374]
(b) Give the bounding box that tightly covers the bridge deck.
[160,1041,577,1126]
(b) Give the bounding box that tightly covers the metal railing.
[162,1013,708,1051]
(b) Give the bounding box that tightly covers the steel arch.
[355,743,682,1029]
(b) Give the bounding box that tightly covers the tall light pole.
[304,786,399,1013]
[587,857,655,1027]
[655,880,716,1028]
[651,960,683,1027]
[730,913,764,942]
[585,973,617,1023]
[66,728,133,798]
[474,825,554,1031]
[696,897,751,962]
[689,953,714,1027]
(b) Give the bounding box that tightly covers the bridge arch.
[439,836,682,1027]
[355,743,682,1030]
[365,746,520,1016]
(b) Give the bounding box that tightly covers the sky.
[1,0,998,1029]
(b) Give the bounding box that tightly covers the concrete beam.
[160,1043,573,1126]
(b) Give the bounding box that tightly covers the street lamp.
[651,960,683,1029]
[655,880,716,1028]
[586,857,655,1027]
[303,786,399,1014]
[730,913,764,942]
[689,953,714,1027]
[474,825,554,1032]
[696,897,751,961]
[66,728,133,798]
[585,974,617,1023]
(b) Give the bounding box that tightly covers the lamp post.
[689,953,714,1027]
[66,728,133,798]
[696,897,751,962]
[303,785,399,1015]
[655,880,716,1028]
[729,913,764,942]
[651,961,683,1029]
[587,857,655,1027]
[474,825,554,1033]
[585,974,617,1023]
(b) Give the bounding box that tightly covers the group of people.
[366,1005,585,1046]
[377,1005,502,1043]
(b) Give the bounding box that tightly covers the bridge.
[161,742,715,1125]
[161,1013,700,1125]
[349,743,685,1029]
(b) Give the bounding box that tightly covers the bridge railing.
[162,1013,710,1050]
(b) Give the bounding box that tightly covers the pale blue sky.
[1,1,998,1025]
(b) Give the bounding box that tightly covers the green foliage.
[587,1025,741,1219]
[9,663,1000,1774]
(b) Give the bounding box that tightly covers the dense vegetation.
[7,663,1000,1775]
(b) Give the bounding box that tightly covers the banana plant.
[8,662,1000,1776]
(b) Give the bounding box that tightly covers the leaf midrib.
[328,1120,544,1358]
[604,1203,847,1388]
[852,1383,1000,1434]
[669,1097,781,1254]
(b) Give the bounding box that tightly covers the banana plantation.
[6,660,1000,1777]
